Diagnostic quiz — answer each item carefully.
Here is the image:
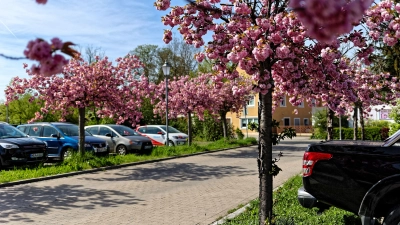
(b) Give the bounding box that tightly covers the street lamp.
[339,115,342,140]
[162,61,171,146]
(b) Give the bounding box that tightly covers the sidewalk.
[0,137,318,225]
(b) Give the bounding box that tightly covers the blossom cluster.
[289,0,373,42]
[154,0,394,118]
[366,0,400,46]
[6,55,151,126]
[153,73,253,121]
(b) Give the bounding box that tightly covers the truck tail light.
[302,152,332,177]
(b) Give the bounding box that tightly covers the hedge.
[332,127,386,141]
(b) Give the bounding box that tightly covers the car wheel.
[116,145,127,155]
[383,204,400,225]
[168,141,174,147]
[61,147,73,161]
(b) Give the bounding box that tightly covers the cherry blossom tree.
[211,74,254,139]
[5,55,151,154]
[340,61,400,140]
[153,74,212,145]
[153,0,379,222]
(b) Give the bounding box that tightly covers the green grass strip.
[221,175,361,225]
[0,137,257,184]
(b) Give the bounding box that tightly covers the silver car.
[85,124,153,155]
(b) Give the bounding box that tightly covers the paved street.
[0,137,319,225]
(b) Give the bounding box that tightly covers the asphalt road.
[0,136,320,225]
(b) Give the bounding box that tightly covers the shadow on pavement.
[0,184,143,223]
[80,161,257,183]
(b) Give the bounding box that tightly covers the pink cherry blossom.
[35,0,47,4]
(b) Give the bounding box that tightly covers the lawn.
[0,138,257,184]
[220,175,361,225]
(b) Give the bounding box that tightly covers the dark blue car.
[17,122,109,161]
[0,122,47,169]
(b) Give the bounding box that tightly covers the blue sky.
[0,0,187,101]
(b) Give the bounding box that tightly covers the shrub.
[235,128,244,140]
[381,127,389,140]
[168,117,188,134]
[332,127,384,140]
[193,113,225,141]
[389,123,400,136]
[311,127,327,140]
[365,120,392,128]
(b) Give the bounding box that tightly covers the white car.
[136,125,188,146]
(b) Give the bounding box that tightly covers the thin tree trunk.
[360,106,365,140]
[78,107,86,155]
[353,106,358,140]
[187,112,192,146]
[258,91,273,224]
[220,111,228,139]
[327,108,334,140]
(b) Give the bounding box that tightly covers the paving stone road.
[0,137,319,225]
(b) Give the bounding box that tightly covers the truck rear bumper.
[298,186,318,208]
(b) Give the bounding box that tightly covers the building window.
[304,118,309,126]
[311,99,316,107]
[241,118,258,129]
[294,118,300,126]
[298,101,304,108]
[247,96,255,107]
[280,96,286,107]
[283,118,290,126]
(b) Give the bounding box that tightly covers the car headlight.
[84,143,91,147]
[0,143,19,149]
[172,136,178,139]
[129,140,140,145]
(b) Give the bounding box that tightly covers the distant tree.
[130,44,160,82]
[167,37,199,77]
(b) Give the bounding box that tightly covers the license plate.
[30,153,43,158]
[144,145,152,149]
[177,142,186,145]
[96,147,107,152]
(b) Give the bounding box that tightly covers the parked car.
[136,125,188,146]
[85,124,153,155]
[17,122,109,161]
[297,129,400,225]
[0,122,47,169]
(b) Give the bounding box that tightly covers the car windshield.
[382,129,400,147]
[55,124,92,136]
[0,124,28,138]
[109,125,139,136]
[158,126,181,133]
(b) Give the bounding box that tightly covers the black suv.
[0,122,47,169]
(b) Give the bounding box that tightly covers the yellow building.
[226,93,313,135]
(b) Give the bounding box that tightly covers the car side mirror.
[105,133,112,137]
[51,133,61,139]
[157,131,165,135]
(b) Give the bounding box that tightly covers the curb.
[0,144,257,188]
[209,184,285,225]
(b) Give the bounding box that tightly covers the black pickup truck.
[298,129,400,225]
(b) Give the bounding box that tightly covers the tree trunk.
[187,112,192,146]
[258,91,273,224]
[78,107,86,155]
[360,106,365,140]
[353,106,358,140]
[220,111,228,139]
[327,108,334,140]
